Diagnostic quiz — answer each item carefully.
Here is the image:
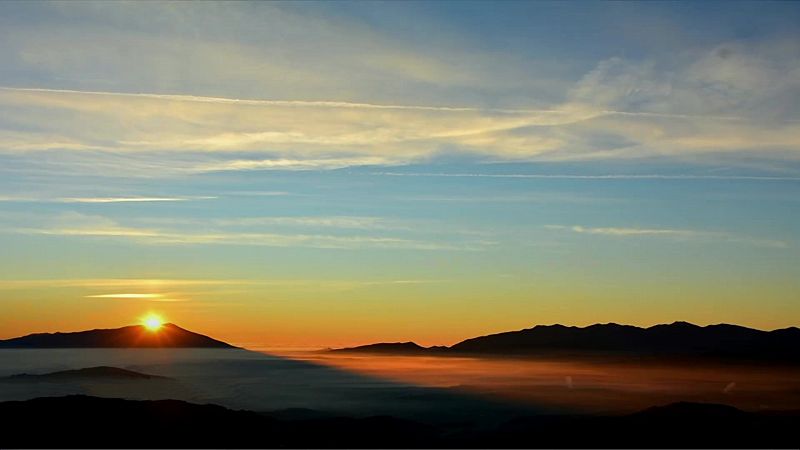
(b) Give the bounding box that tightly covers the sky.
[0,1,799,348]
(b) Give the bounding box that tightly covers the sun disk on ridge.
[142,314,164,331]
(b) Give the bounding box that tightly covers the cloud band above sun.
[87,293,164,298]
[85,293,186,302]
[1,55,799,178]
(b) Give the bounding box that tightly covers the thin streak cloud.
[189,157,405,173]
[0,279,265,290]
[6,213,480,251]
[545,225,790,248]
[0,87,559,114]
[557,225,698,237]
[140,216,409,231]
[85,293,188,302]
[3,73,799,175]
[60,196,217,203]
[0,195,217,203]
[0,278,450,293]
[371,172,800,181]
[86,293,164,299]
[0,87,768,121]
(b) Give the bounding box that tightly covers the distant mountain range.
[331,342,445,354]
[331,321,800,362]
[0,323,236,348]
[3,366,169,381]
[1,395,797,448]
[3,321,798,360]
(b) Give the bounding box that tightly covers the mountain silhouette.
[4,366,169,381]
[329,342,442,355]
[0,323,236,348]
[333,321,800,362]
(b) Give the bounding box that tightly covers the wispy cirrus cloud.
[188,156,407,173]
[370,172,800,181]
[0,278,253,290]
[0,86,589,163]
[0,2,798,180]
[16,226,462,250]
[85,293,188,302]
[3,53,799,178]
[0,278,450,295]
[226,191,291,197]
[545,225,790,248]
[0,194,217,203]
[6,212,482,251]
[60,196,217,203]
[86,293,164,298]
[0,87,553,114]
[546,225,699,237]
[140,215,408,231]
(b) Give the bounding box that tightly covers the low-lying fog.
[0,349,534,423]
[1,349,798,421]
[289,352,800,414]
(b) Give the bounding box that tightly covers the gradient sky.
[1,1,799,348]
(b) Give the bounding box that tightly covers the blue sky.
[0,1,798,346]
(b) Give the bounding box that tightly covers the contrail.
[0,86,556,113]
[0,86,755,121]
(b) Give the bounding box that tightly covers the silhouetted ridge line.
[0,323,237,348]
[332,321,800,362]
[330,341,446,354]
[4,366,169,381]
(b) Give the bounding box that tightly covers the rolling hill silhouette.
[4,366,169,381]
[333,321,800,362]
[329,342,441,355]
[0,323,236,348]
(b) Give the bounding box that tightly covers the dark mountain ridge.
[0,323,237,349]
[329,342,441,355]
[333,321,800,362]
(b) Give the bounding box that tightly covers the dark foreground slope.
[335,321,800,363]
[477,402,800,449]
[0,395,437,448]
[0,323,236,348]
[0,395,797,448]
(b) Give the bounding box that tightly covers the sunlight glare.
[142,314,164,331]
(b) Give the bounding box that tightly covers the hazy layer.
[3,348,799,419]
[282,351,800,414]
[0,349,535,423]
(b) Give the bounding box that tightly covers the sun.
[142,314,164,331]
